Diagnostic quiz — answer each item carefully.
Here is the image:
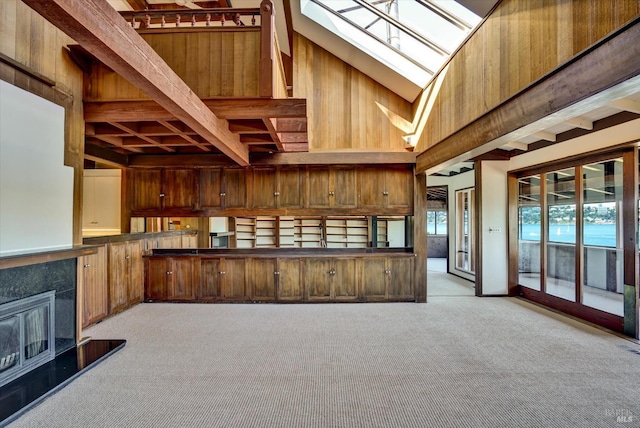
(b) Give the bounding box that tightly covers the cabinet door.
[358,166,385,208]
[333,258,358,300]
[305,259,332,301]
[251,167,277,209]
[163,169,195,210]
[130,169,162,211]
[80,247,108,328]
[387,257,414,300]
[332,166,357,208]
[222,168,247,208]
[384,167,413,210]
[127,240,144,305]
[108,242,129,312]
[222,258,247,299]
[278,166,302,208]
[249,258,277,301]
[277,258,303,301]
[361,258,387,300]
[307,166,331,208]
[199,168,223,209]
[145,258,169,301]
[169,258,195,300]
[200,258,222,300]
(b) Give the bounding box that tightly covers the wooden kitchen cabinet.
[357,166,413,211]
[108,240,144,313]
[247,257,303,301]
[305,258,357,301]
[198,257,247,300]
[248,258,277,301]
[251,166,302,209]
[130,169,162,211]
[277,258,303,301]
[79,246,108,328]
[199,167,247,210]
[307,166,357,208]
[129,168,195,213]
[362,256,414,301]
[144,257,196,301]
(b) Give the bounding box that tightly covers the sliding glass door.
[513,150,637,333]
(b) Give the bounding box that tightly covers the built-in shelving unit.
[325,217,368,248]
[232,217,256,248]
[255,216,277,248]
[230,216,396,249]
[278,216,296,248]
[295,217,323,248]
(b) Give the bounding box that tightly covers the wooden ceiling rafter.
[24,0,250,165]
[107,121,176,152]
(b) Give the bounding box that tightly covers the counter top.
[83,230,197,245]
[147,247,415,258]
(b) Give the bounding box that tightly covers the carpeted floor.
[7,283,640,427]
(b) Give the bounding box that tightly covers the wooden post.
[622,149,639,338]
[414,170,427,302]
[260,0,275,97]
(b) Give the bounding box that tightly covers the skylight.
[300,0,481,87]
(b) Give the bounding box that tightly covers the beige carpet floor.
[7,284,640,427]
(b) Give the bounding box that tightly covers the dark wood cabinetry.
[145,256,196,301]
[129,168,195,212]
[108,240,144,313]
[79,246,108,329]
[305,257,357,301]
[362,256,414,301]
[127,165,412,216]
[251,166,302,209]
[199,167,247,210]
[358,166,413,210]
[307,166,357,208]
[145,251,414,303]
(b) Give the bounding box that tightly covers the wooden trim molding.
[0,246,98,270]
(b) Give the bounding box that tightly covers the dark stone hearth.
[0,339,126,427]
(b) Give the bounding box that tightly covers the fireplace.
[0,291,56,388]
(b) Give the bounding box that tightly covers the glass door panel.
[582,158,624,315]
[546,167,576,301]
[455,188,475,273]
[518,175,541,290]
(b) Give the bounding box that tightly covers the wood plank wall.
[293,34,413,152]
[85,30,261,101]
[0,0,85,245]
[414,0,640,153]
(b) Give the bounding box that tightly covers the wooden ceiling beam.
[84,98,307,122]
[416,19,640,174]
[108,122,176,152]
[263,118,284,151]
[23,0,249,165]
[275,118,307,132]
[158,120,210,151]
[228,119,269,133]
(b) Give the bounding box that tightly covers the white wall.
[479,161,509,295]
[0,81,73,256]
[428,169,475,281]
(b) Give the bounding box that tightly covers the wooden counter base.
[144,249,416,303]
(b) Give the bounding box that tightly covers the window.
[300,0,481,87]
[427,210,447,235]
